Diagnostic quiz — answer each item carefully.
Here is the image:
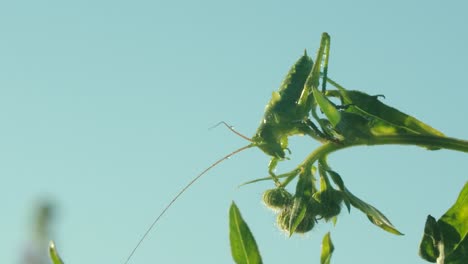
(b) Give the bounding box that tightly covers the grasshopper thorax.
[251,52,316,159]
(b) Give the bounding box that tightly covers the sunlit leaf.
[326,85,444,137]
[49,241,65,264]
[419,182,468,263]
[319,159,400,234]
[313,88,341,127]
[229,202,263,264]
[343,187,403,235]
[439,182,468,254]
[320,232,334,264]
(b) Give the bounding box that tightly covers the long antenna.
[123,144,254,264]
[209,121,253,142]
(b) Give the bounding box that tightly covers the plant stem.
[281,134,468,187]
[363,135,468,153]
[281,142,342,186]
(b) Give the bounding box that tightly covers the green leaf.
[419,182,468,263]
[446,236,468,264]
[49,241,65,264]
[319,159,401,234]
[335,112,374,142]
[439,182,468,255]
[229,202,263,264]
[327,169,351,212]
[343,187,403,235]
[419,215,441,262]
[313,88,341,127]
[440,181,468,264]
[321,232,334,264]
[303,33,337,131]
[326,84,444,137]
[289,169,315,235]
[288,197,308,236]
[239,170,299,187]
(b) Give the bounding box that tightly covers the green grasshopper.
[252,32,332,180]
[123,33,333,264]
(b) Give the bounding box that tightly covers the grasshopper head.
[252,123,287,159]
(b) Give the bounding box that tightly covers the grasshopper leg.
[303,119,329,142]
[268,158,282,186]
[296,119,338,143]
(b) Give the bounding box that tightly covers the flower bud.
[314,189,343,220]
[276,208,315,234]
[262,188,293,211]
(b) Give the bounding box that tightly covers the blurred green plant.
[320,232,334,264]
[48,241,64,264]
[20,201,55,264]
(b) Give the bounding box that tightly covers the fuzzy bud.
[262,188,293,211]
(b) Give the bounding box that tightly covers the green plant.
[225,32,467,263]
[50,32,468,264]
[230,184,467,264]
[49,241,64,264]
[419,182,468,264]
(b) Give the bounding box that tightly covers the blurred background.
[1,1,467,263]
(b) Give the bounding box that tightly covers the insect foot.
[262,188,293,211]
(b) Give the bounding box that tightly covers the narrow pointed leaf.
[288,197,307,236]
[313,88,341,127]
[321,232,334,264]
[322,161,399,232]
[239,170,299,187]
[289,169,315,235]
[327,169,351,212]
[326,85,444,137]
[49,241,65,264]
[343,188,403,235]
[327,169,345,191]
[229,202,263,264]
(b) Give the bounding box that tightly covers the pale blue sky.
[1,1,467,264]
